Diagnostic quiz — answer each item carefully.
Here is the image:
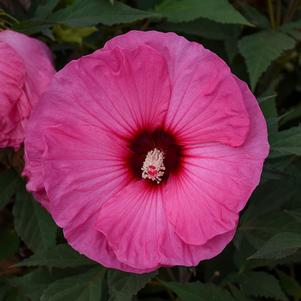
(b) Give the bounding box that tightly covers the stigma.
[141,148,165,184]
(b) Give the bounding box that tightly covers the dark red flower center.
[126,128,183,185]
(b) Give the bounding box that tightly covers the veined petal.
[32,126,163,274]
[163,76,269,245]
[24,30,269,273]
[104,30,250,147]
[0,30,55,149]
[24,44,170,198]
[39,124,129,228]
[77,44,170,136]
[64,209,165,274]
[95,180,237,270]
[96,181,167,269]
[0,29,54,104]
[0,42,26,148]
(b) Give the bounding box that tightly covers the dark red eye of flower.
[126,128,183,185]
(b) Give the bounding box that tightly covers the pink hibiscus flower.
[0,30,55,149]
[24,31,269,273]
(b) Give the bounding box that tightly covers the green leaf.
[12,20,55,35]
[53,25,97,45]
[284,209,301,222]
[34,0,60,19]
[48,0,159,27]
[249,232,301,260]
[13,185,57,252]
[279,103,301,127]
[238,2,269,28]
[155,0,250,25]
[137,0,161,10]
[238,31,296,89]
[0,226,19,260]
[239,210,301,250]
[238,271,288,301]
[3,290,28,301]
[108,270,157,301]
[277,270,301,299]
[164,282,236,301]
[241,177,295,222]
[0,169,19,209]
[159,18,241,41]
[15,244,95,268]
[269,126,301,157]
[8,268,57,301]
[280,19,301,32]
[224,37,240,63]
[280,19,301,40]
[41,267,105,301]
[227,284,252,301]
[0,282,10,301]
[258,94,278,119]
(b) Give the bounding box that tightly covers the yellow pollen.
[141,148,165,184]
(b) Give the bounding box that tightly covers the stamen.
[141,148,165,184]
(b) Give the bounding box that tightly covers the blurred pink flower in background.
[0,30,55,149]
[24,31,269,273]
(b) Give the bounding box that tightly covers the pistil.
[141,148,165,184]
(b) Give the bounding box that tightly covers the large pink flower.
[24,31,269,273]
[0,30,55,149]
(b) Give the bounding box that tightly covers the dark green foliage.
[47,0,160,27]
[155,0,250,24]
[164,281,237,301]
[0,0,301,300]
[13,184,57,252]
[238,30,296,89]
[249,232,301,260]
[15,244,95,268]
[40,267,106,301]
[0,169,19,209]
[107,270,158,301]
[232,271,288,300]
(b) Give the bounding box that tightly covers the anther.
[141,148,165,184]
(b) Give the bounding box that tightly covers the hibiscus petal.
[163,76,269,245]
[60,44,169,137]
[104,30,249,147]
[0,30,54,103]
[0,42,26,148]
[0,30,55,149]
[40,124,129,228]
[95,179,239,270]
[96,181,168,269]
[24,43,170,197]
[64,209,165,274]
[37,123,168,273]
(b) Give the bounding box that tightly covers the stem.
[289,0,301,20]
[178,267,192,283]
[284,0,300,22]
[166,289,177,301]
[267,0,277,29]
[141,19,150,30]
[150,280,177,301]
[166,268,177,282]
[276,0,282,26]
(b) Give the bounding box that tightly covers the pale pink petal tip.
[24,30,269,273]
[0,29,55,149]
